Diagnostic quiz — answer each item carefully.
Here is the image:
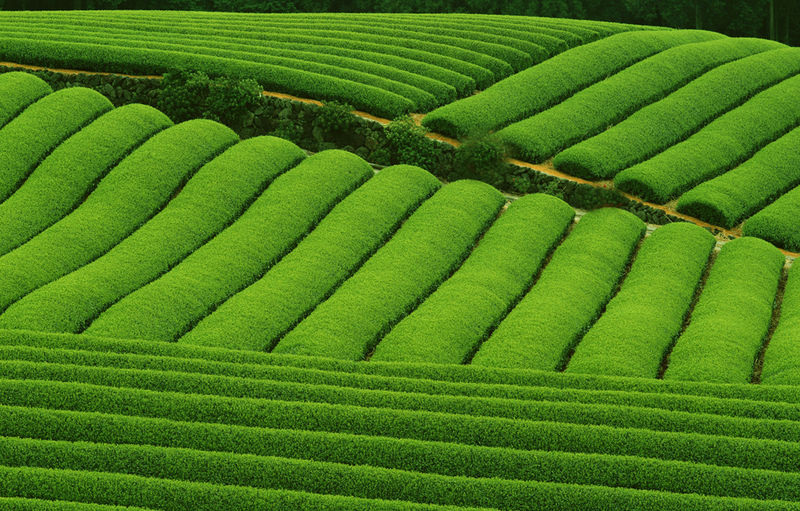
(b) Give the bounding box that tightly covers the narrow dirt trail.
[1,60,795,257]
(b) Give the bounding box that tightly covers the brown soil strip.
[2,60,798,258]
[0,61,161,80]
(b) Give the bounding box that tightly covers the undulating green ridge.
[422,29,720,137]
[0,71,52,128]
[0,330,800,510]
[471,208,645,371]
[373,193,575,365]
[420,30,800,249]
[0,10,645,116]
[494,37,783,162]
[565,222,715,379]
[85,149,369,342]
[0,104,172,256]
[664,237,785,384]
[0,16,799,509]
[676,125,800,229]
[171,164,440,351]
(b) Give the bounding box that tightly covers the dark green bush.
[385,116,438,170]
[157,70,261,126]
[314,101,357,134]
[451,136,507,187]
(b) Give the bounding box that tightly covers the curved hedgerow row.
[0,14,515,89]
[0,87,112,204]
[0,71,52,128]
[665,237,785,384]
[69,10,635,36]
[677,126,800,228]
[0,38,416,118]
[554,47,800,179]
[139,17,537,71]
[3,379,800,474]
[17,12,534,73]
[0,27,445,109]
[3,345,800,423]
[373,194,575,364]
[761,264,800,385]
[0,497,152,510]
[3,328,799,405]
[168,165,440,351]
[6,360,800,444]
[5,26,450,105]
[97,11,572,55]
[0,104,172,257]
[85,150,371,342]
[4,404,800,505]
[3,14,490,91]
[268,181,505,361]
[13,15,501,88]
[0,22,470,98]
[565,223,715,379]
[5,326,800,405]
[422,30,722,138]
[368,14,597,45]
[0,137,305,334]
[3,436,800,510]
[472,208,645,371]
[615,73,800,203]
[0,465,477,511]
[0,120,238,313]
[742,186,800,252]
[496,37,782,162]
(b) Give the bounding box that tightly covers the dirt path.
[1,60,794,257]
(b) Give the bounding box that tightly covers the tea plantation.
[0,8,798,511]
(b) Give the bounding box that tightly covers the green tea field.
[0,6,799,510]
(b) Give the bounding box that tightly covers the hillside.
[0,11,648,116]
[424,33,800,250]
[0,10,799,510]
[0,72,796,383]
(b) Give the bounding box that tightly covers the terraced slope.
[1,330,800,510]
[0,79,794,387]
[425,33,800,250]
[0,11,644,117]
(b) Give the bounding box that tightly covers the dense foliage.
[2,1,797,47]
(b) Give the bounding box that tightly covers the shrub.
[157,69,261,126]
[565,222,715,378]
[385,116,439,170]
[180,165,440,350]
[451,136,507,187]
[664,237,785,384]
[373,194,574,364]
[86,150,370,342]
[273,180,505,360]
[0,136,305,334]
[472,208,645,371]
